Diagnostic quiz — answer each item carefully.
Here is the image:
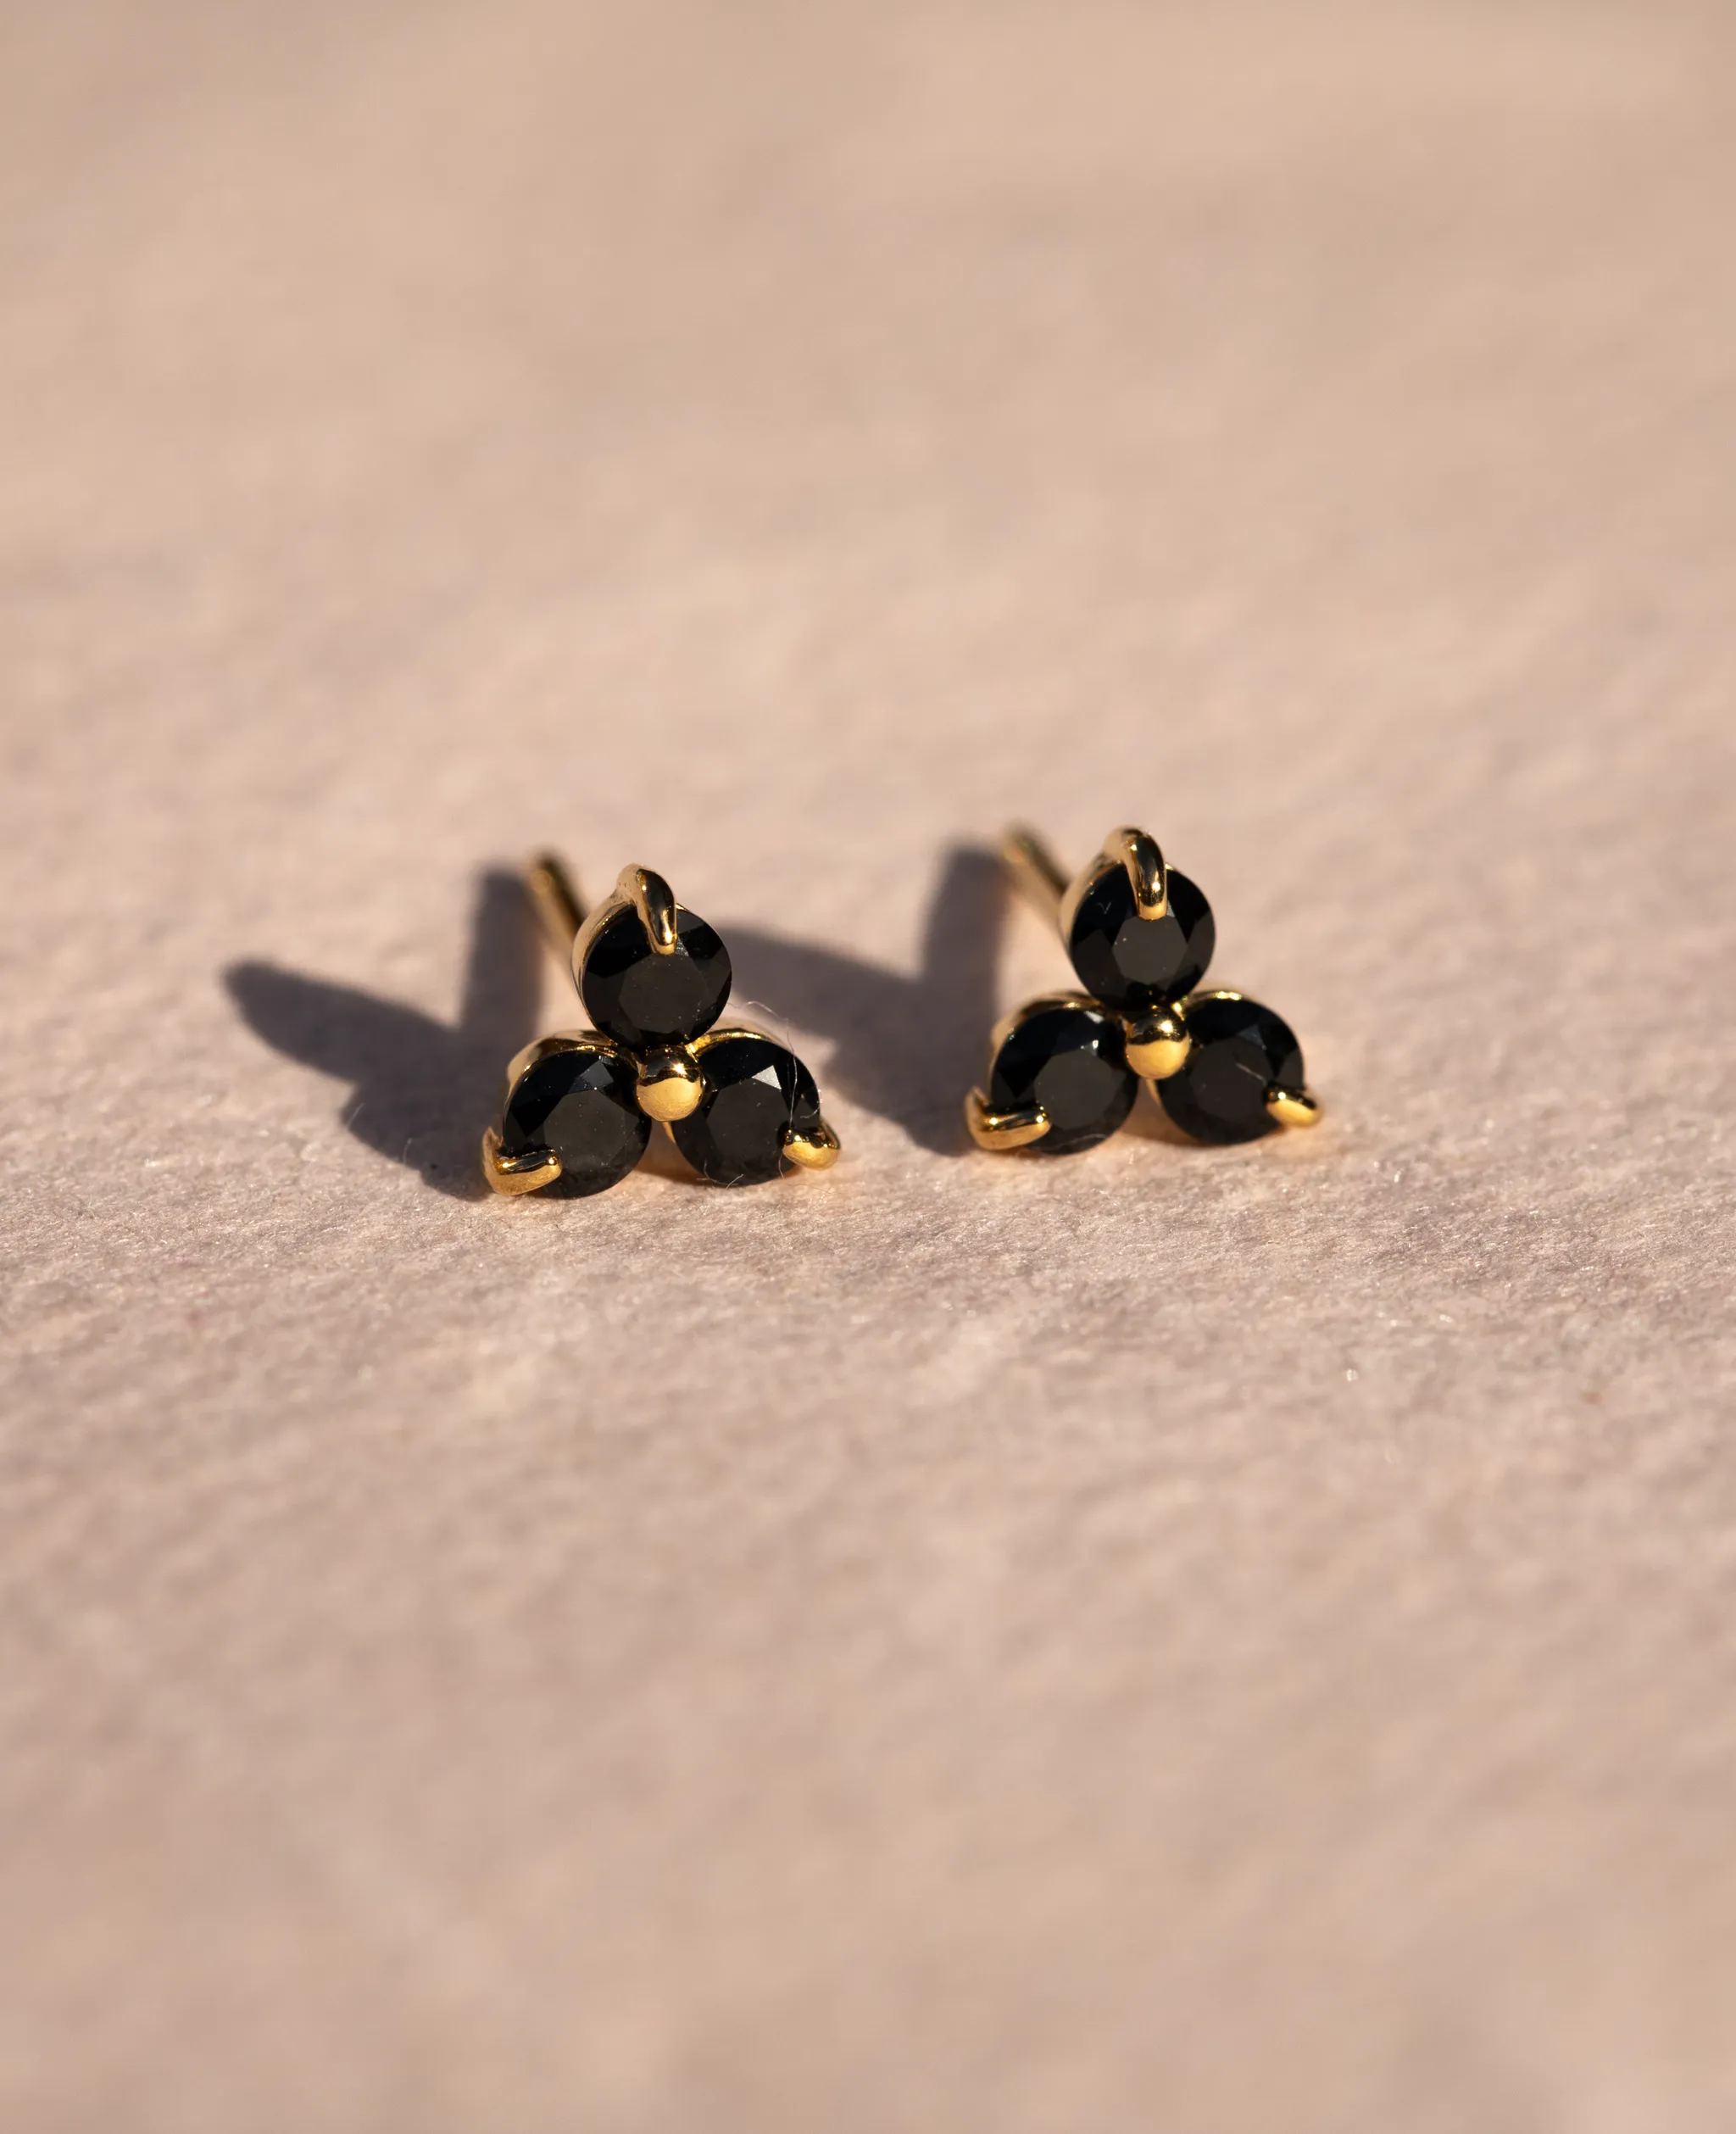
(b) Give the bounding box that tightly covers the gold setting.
[1266,1086,1322,1128]
[483,1031,624,1193]
[634,1045,704,1123]
[963,993,1100,1152]
[504,1030,605,1085]
[620,864,679,955]
[1104,825,1168,920]
[486,862,842,1193]
[1182,989,1323,1130]
[972,826,1324,1152]
[689,1024,843,1173]
[1121,1006,1191,1082]
[568,862,681,978]
[782,1119,842,1169]
[481,1124,564,1195]
[986,990,1100,1056]
[964,1089,1050,1151]
[570,893,620,982]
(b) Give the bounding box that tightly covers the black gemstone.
[580,905,732,1051]
[1159,993,1303,1145]
[988,1001,1137,1156]
[500,1041,649,1196]
[1066,863,1214,1011]
[670,1032,821,1187]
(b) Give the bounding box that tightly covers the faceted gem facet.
[1066,862,1215,1011]
[987,1001,1138,1156]
[580,905,732,1052]
[499,1041,650,1195]
[670,1031,823,1187]
[1158,992,1303,1145]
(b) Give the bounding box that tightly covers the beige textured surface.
[3,3,1734,2127]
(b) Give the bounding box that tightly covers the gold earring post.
[526,851,587,967]
[999,825,1070,924]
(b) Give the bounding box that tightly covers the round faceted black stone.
[988,1001,1137,1156]
[670,1032,821,1187]
[1066,863,1214,1012]
[500,1042,649,1197]
[1159,993,1304,1145]
[580,905,732,1052]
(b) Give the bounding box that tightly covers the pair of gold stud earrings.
[481,824,1321,1198]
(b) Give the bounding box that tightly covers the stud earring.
[482,852,841,1195]
[965,825,1321,1156]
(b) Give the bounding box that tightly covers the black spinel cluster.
[983,841,1311,1156]
[495,887,826,1194]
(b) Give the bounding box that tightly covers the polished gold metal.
[635,1044,704,1122]
[481,1124,563,1195]
[1003,822,1171,947]
[1002,821,1110,951]
[964,1089,1050,1151]
[999,825,1069,923]
[690,1023,760,1058]
[526,851,586,961]
[1266,1087,1322,1128]
[782,1119,842,1169]
[567,862,679,975]
[1054,826,1171,945]
[1104,825,1168,920]
[620,864,679,955]
[1121,1005,1191,1081]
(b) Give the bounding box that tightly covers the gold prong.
[481,1124,563,1195]
[635,1045,704,1122]
[999,825,1071,922]
[1266,1087,1322,1128]
[1104,826,1167,920]
[782,1117,842,1170]
[1123,1006,1191,1081]
[618,865,679,956]
[965,1088,1050,1152]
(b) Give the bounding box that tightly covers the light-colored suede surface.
[3,3,1733,2128]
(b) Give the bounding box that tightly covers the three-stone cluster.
[484,866,837,1196]
[967,827,1320,1157]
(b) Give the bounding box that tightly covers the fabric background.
[3,3,1733,2128]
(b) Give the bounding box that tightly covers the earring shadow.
[724,843,1004,1155]
[225,844,1010,1190]
[224,869,543,1200]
